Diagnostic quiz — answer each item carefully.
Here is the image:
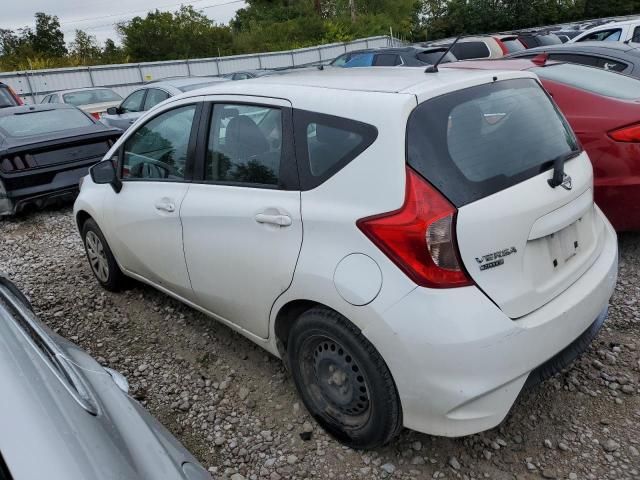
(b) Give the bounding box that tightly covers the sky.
[0,0,245,45]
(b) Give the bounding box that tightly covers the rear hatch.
[407,76,606,318]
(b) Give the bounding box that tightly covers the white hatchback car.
[74,67,618,449]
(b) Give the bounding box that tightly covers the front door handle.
[255,213,292,227]
[155,201,176,213]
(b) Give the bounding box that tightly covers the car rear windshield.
[179,81,224,92]
[537,34,562,45]
[417,50,456,64]
[0,88,18,108]
[452,42,491,60]
[407,78,579,207]
[62,89,122,106]
[502,38,526,52]
[0,108,94,137]
[532,63,640,100]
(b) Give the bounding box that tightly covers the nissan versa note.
[73,67,618,449]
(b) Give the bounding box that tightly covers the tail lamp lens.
[91,112,101,120]
[357,167,472,288]
[609,123,640,143]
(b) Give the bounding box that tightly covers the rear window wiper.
[548,150,580,188]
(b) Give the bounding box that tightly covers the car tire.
[287,306,402,449]
[81,218,124,291]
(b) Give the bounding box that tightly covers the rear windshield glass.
[502,38,526,53]
[62,89,122,106]
[532,63,640,100]
[0,109,94,137]
[417,50,456,64]
[407,78,578,207]
[452,42,491,60]
[0,88,18,108]
[537,34,562,45]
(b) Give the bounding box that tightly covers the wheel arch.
[75,209,93,233]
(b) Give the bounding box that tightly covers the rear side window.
[407,78,578,207]
[0,109,93,137]
[452,42,491,60]
[373,54,401,66]
[532,63,640,100]
[294,109,377,190]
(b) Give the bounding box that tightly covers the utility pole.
[349,0,356,22]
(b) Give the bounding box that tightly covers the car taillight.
[357,167,472,288]
[608,123,640,142]
[91,112,101,120]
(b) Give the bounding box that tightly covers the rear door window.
[121,89,146,113]
[144,88,170,110]
[407,78,578,207]
[373,54,401,66]
[452,42,491,59]
[532,63,640,100]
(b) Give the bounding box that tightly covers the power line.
[60,0,244,33]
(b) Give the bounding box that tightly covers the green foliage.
[2,3,640,72]
[117,5,234,61]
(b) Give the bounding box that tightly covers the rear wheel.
[287,307,402,449]
[81,218,124,291]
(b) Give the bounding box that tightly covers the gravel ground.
[1,206,639,480]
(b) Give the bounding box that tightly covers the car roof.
[585,18,640,27]
[181,66,536,100]
[340,46,425,55]
[520,41,640,56]
[52,87,117,95]
[149,76,226,88]
[0,103,78,118]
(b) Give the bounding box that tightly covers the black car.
[0,82,22,109]
[507,41,640,78]
[330,46,456,67]
[0,104,121,215]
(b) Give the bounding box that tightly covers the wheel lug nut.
[329,365,335,372]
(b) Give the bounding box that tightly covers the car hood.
[0,297,205,480]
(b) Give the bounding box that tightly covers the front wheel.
[287,307,402,449]
[82,218,124,291]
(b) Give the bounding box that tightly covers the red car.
[0,82,23,108]
[443,57,640,231]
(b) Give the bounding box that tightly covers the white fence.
[0,35,401,103]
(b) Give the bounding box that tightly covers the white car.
[571,18,640,44]
[40,88,123,120]
[74,67,618,449]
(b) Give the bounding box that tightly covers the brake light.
[357,167,472,288]
[531,53,549,66]
[608,123,640,142]
[91,112,101,120]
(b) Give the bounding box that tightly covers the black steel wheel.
[288,307,402,449]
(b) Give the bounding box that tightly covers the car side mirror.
[106,106,119,115]
[90,157,122,193]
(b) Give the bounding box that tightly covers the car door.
[104,89,147,130]
[102,98,202,300]
[180,97,302,338]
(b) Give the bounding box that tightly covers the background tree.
[69,30,101,64]
[28,12,67,58]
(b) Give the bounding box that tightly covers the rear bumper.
[0,158,99,215]
[362,211,618,437]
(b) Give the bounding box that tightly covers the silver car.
[0,275,210,480]
[101,77,228,131]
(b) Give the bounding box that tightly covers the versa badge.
[476,247,518,271]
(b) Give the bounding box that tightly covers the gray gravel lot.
[1,206,639,480]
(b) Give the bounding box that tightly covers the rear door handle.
[255,213,292,227]
[155,201,175,213]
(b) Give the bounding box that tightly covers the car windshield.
[407,78,579,206]
[532,63,640,100]
[62,89,122,106]
[0,109,94,137]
